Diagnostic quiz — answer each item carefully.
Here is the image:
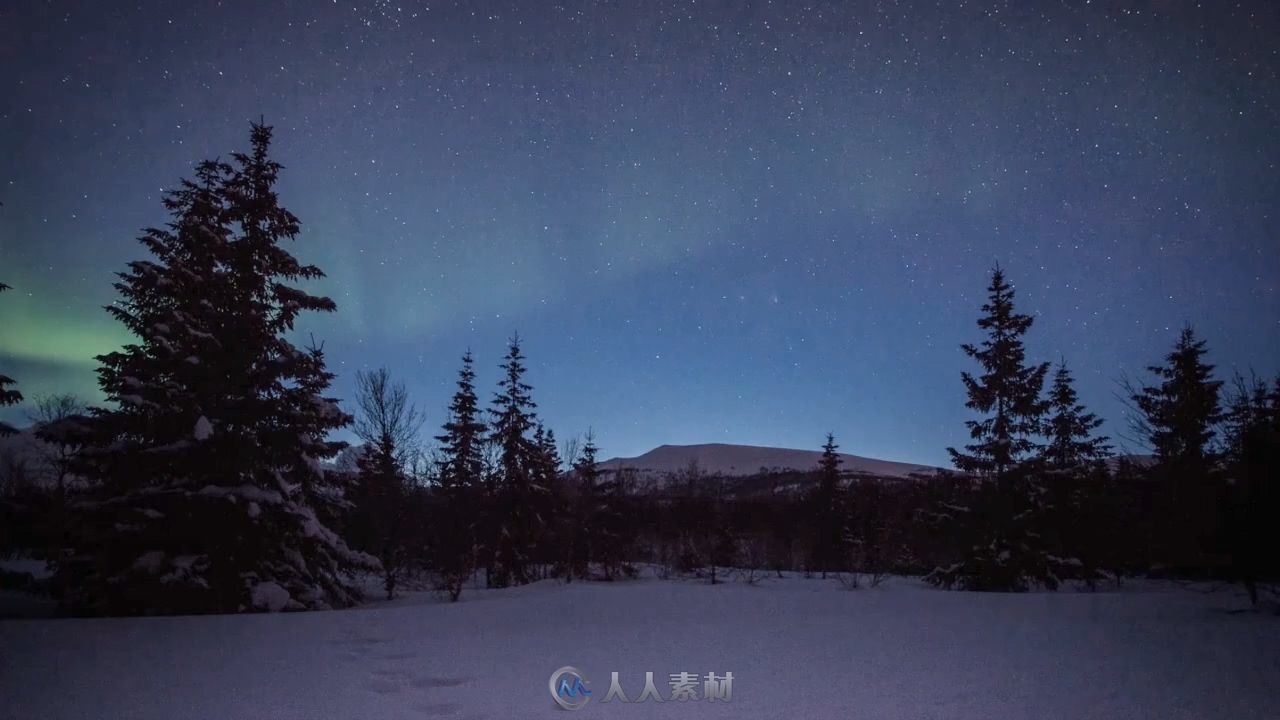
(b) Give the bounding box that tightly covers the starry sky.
[1,0,1278,466]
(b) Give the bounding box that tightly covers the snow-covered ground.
[0,573,1276,719]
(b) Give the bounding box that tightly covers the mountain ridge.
[600,442,941,479]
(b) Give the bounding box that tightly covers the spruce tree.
[433,350,485,601]
[810,433,845,579]
[1041,360,1113,586]
[570,430,600,580]
[0,284,21,436]
[1128,325,1223,569]
[56,125,374,615]
[531,423,562,577]
[1130,325,1223,469]
[438,352,487,487]
[573,429,633,581]
[487,334,543,587]
[931,266,1056,592]
[1043,361,1111,470]
[948,267,1050,479]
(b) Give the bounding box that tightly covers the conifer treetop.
[948,266,1050,480]
[436,350,487,488]
[490,333,539,472]
[1131,324,1222,466]
[574,428,600,480]
[1043,360,1111,469]
[818,432,842,476]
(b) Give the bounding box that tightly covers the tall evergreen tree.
[948,266,1050,480]
[818,432,842,478]
[571,430,600,579]
[0,284,21,436]
[530,423,563,578]
[1043,361,1111,470]
[433,350,487,601]
[1127,325,1224,571]
[572,429,633,581]
[810,433,845,579]
[437,351,487,487]
[1040,360,1113,586]
[931,266,1057,592]
[1130,325,1223,469]
[486,334,543,587]
[55,124,374,615]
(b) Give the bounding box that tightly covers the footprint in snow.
[363,676,404,695]
[410,676,470,689]
[412,701,462,716]
[370,667,413,681]
[350,635,392,645]
[380,650,419,661]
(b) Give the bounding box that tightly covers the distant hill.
[601,443,941,479]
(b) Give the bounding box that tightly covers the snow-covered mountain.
[601,443,940,479]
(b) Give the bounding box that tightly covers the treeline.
[619,268,1279,602]
[1,125,1277,615]
[921,267,1279,599]
[338,342,634,604]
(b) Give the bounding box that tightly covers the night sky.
[2,1,1277,466]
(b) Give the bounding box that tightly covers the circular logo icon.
[549,666,592,710]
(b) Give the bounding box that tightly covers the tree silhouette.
[948,266,1050,481]
[55,124,373,615]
